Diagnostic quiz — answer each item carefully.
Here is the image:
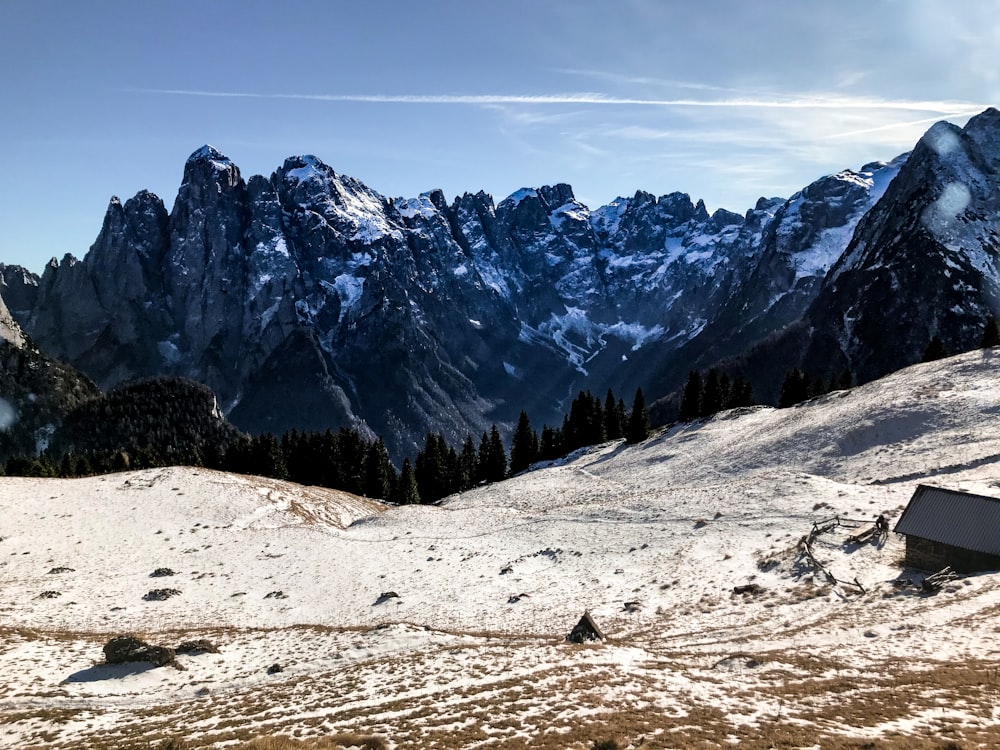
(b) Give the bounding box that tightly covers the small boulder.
[176,639,220,655]
[103,635,177,668]
[143,588,181,601]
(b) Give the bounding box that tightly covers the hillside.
[4,350,1000,748]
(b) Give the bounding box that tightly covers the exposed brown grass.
[9,627,1000,750]
[243,735,388,750]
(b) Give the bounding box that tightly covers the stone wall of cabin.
[905,536,1000,573]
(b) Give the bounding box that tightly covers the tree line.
[1,379,652,506]
[678,369,755,421]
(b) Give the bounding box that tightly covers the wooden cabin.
[894,485,1000,572]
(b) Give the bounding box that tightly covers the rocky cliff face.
[0,290,99,461]
[661,157,907,383]
[9,109,1000,460]
[796,108,1000,384]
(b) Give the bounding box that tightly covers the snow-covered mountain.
[5,109,1000,459]
[5,349,1000,748]
[799,107,1000,383]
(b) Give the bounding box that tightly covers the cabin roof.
[894,484,1000,556]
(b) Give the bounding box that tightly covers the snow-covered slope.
[5,350,1000,748]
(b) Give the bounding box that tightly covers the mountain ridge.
[4,108,1000,460]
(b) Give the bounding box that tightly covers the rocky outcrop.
[0,289,99,462]
[103,635,177,668]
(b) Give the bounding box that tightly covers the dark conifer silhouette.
[539,425,562,461]
[458,435,478,491]
[483,425,508,482]
[921,336,948,362]
[416,433,454,503]
[778,369,809,408]
[701,369,723,417]
[982,317,1000,348]
[604,388,623,440]
[509,411,540,475]
[679,371,704,422]
[393,458,420,504]
[624,387,650,444]
[363,438,394,500]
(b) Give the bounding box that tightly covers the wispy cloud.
[131,88,986,114]
[552,69,746,95]
[823,111,987,139]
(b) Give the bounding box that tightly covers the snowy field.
[5,350,1000,748]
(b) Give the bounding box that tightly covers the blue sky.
[1,0,997,272]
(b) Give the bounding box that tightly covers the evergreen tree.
[458,435,478,491]
[251,433,287,479]
[587,391,606,445]
[604,388,623,440]
[729,376,754,407]
[982,317,1000,348]
[75,453,93,477]
[624,387,650,444]
[509,410,539,475]
[483,424,508,482]
[559,413,574,452]
[112,450,130,473]
[333,427,367,494]
[442,444,460,497]
[476,431,492,485]
[416,433,451,503]
[393,458,421,504]
[539,425,562,461]
[701,369,723,417]
[921,336,948,362]
[679,371,704,422]
[778,369,809,408]
[564,391,595,450]
[718,373,732,410]
[362,438,394,500]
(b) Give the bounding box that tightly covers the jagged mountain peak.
[279,154,334,183]
[710,208,744,227]
[961,107,1000,170]
[919,120,966,161]
[393,190,449,219]
[537,183,577,208]
[181,145,241,191]
[187,144,232,165]
[963,106,1000,137]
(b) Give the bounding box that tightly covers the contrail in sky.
[131,88,985,114]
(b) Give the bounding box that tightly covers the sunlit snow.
[6,352,1000,747]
